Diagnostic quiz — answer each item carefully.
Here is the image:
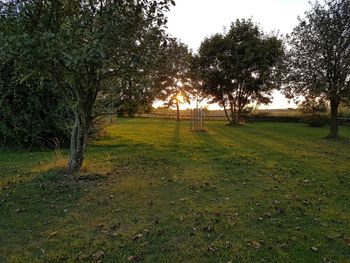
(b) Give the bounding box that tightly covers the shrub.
[245,115,302,123]
[0,65,72,147]
[302,114,329,127]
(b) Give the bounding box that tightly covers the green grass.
[1,119,350,262]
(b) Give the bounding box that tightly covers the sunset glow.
[176,94,185,104]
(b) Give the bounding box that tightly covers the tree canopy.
[0,0,174,173]
[284,0,350,138]
[196,19,284,125]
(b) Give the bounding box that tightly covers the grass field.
[1,119,350,262]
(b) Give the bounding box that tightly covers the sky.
[160,0,312,110]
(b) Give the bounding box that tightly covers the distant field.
[152,107,304,117]
[1,119,350,262]
[152,107,350,118]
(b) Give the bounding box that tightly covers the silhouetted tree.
[284,0,350,138]
[197,19,284,125]
[156,39,194,121]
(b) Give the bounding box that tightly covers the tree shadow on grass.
[191,125,350,263]
[207,123,349,173]
[171,122,181,146]
[2,121,349,262]
[0,168,89,260]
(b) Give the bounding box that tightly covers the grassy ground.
[1,119,350,262]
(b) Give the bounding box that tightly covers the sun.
[176,94,184,103]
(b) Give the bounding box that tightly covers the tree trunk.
[223,103,231,123]
[329,99,339,138]
[236,109,241,125]
[230,101,240,126]
[229,101,236,125]
[67,111,88,174]
[176,100,180,121]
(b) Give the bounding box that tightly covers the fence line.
[135,113,350,124]
[136,113,227,121]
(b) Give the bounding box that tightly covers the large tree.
[197,19,284,125]
[156,39,194,121]
[284,0,350,138]
[1,0,173,173]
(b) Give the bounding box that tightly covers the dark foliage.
[0,64,71,148]
[302,114,329,127]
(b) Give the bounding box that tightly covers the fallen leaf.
[92,250,105,261]
[132,233,143,240]
[207,244,218,253]
[49,231,58,237]
[127,256,136,261]
[279,243,288,250]
[248,240,262,249]
[311,246,318,252]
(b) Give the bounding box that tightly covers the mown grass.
[0,119,350,262]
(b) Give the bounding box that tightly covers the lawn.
[0,119,350,262]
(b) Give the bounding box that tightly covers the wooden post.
[191,109,193,131]
[191,107,205,132]
[202,109,205,130]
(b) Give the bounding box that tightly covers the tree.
[1,0,173,174]
[284,0,350,138]
[197,19,284,125]
[156,39,194,121]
